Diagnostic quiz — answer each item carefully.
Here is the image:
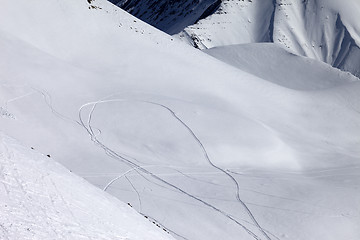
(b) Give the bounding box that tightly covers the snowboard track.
[21,86,278,240]
[78,96,278,240]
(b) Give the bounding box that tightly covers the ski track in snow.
[78,95,278,240]
[0,134,177,240]
[125,175,143,212]
[24,87,357,239]
[141,215,189,240]
[5,86,357,239]
[103,165,226,191]
[123,176,190,240]
[2,0,359,238]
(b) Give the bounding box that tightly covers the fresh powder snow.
[0,0,359,239]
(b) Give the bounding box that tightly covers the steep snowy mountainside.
[0,0,173,68]
[177,0,360,77]
[205,43,359,90]
[108,0,360,76]
[271,0,360,77]
[1,0,360,240]
[110,0,222,34]
[179,0,274,48]
[0,133,174,240]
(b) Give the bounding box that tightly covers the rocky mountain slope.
[113,0,360,77]
[182,0,360,77]
[110,0,222,34]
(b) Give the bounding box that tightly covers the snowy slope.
[111,0,360,77]
[271,0,360,77]
[0,133,174,240]
[178,0,274,48]
[176,0,360,77]
[1,0,360,240]
[111,0,360,76]
[205,43,359,90]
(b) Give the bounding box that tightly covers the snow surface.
[178,0,274,48]
[110,0,360,76]
[176,0,360,77]
[1,0,360,240]
[0,133,174,240]
[205,43,359,90]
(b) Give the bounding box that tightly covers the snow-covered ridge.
[180,0,360,77]
[204,43,359,90]
[179,0,274,48]
[112,0,360,77]
[0,133,174,240]
[110,0,222,34]
[1,0,360,239]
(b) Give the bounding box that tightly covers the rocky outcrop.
[111,0,360,77]
[110,0,222,34]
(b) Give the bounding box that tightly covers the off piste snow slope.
[115,0,360,77]
[204,43,359,90]
[1,0,360,240]
[0,133,174,240]
[179,0,360,77]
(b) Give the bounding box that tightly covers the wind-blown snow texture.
[1,0,360,240]
[0,133,174,240]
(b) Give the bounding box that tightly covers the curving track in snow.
[78,96,278,240]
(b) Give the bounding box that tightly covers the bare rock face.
[109,0,222,34]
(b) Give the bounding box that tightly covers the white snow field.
[204,43,359,90]
[1,0,360,240]
[0,133,174,240]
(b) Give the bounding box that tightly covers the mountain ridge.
[112,0,360,77]
[110,0,222,34]
[1,0,360,239]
